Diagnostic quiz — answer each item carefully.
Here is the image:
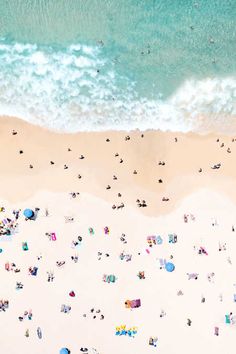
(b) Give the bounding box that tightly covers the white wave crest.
[0,41,235,133]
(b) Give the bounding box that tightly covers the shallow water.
[0,0,235,132]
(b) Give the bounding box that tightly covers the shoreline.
[2,114,236,137]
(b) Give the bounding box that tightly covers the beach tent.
[23,209,34,219]
[59,349,70,354]
[165,262,175,272]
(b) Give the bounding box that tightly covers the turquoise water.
[0,0,235,132]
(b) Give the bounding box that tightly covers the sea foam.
[0,40,235,133]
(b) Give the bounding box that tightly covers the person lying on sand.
[162,197,169,201]
[211,163,221,169]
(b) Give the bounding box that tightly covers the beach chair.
[234,294,236,302]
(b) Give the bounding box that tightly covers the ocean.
[0,0,235,132]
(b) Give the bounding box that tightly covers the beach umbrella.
[59,349,70,354]
[23,209,34,219]
[165,262,175,272]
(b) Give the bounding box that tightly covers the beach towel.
[134,299,141,307]
[104,226,109,235]
[159,258,165,268]
[5,262,10,271]
[156,236,163,245]
[31,267,38,276]
[115,327,121,336]
[51,232,57,241]
[22,242,28,251]
[225,315,231,324]
[88,227,94,235]
[109,275,116,283]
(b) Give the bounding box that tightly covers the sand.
[1,115,236,354]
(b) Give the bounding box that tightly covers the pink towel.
[51,232,57,241]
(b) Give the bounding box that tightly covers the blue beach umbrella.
[23,209,34,219]
[59,349,70,354]
[165,262,175,272]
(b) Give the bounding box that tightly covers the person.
[187,319,192,326]
[37,327,42,339]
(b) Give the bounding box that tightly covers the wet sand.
[0,115,236,215]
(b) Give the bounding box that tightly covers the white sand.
[0,188,236,354]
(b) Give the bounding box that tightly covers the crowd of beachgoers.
[1,188,236,354]
[0,120,235,353]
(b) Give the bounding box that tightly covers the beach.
[1,116,236,353]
